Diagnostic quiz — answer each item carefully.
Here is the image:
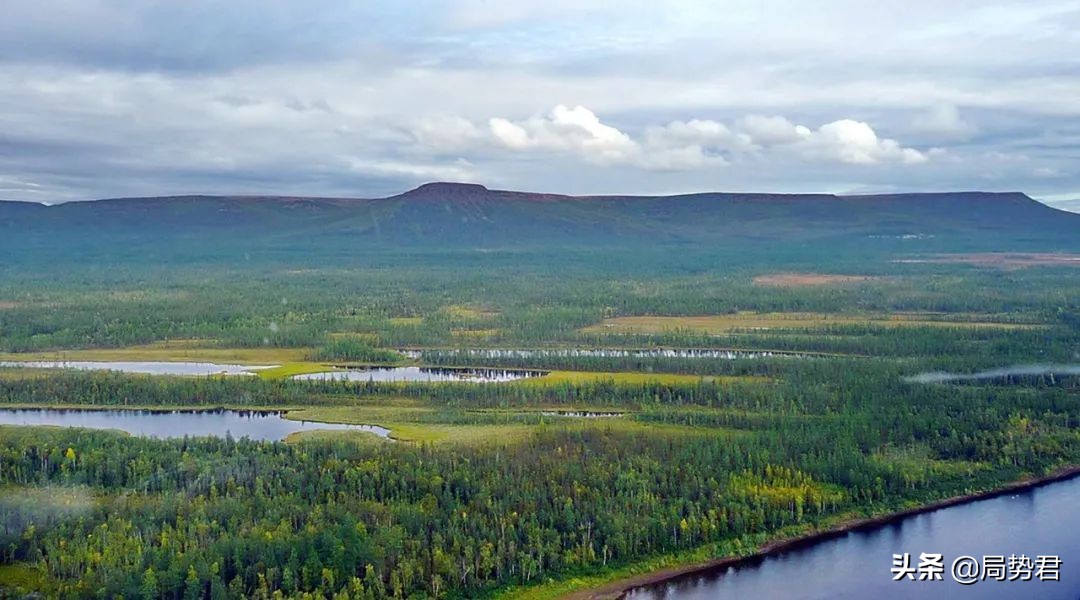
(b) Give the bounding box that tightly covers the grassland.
[444,305,501,319]
[581,312,1045,335]
[451,328,502,338]
[0,342,310,365]
[0,565,51,596]
[751,273,880,287]
[255,362,333,379]
[287,405,583,444]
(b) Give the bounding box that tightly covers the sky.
[0,1,1077,207]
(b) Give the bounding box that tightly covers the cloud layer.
[473,106,930,170]
[0,1,1076,202]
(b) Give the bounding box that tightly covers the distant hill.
[2,183,1078,266]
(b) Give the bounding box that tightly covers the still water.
[293,366,543,383]
[540,411,624,418]
[0,361,272,376]
[401,348,806,360]
[0,408,390,441]
[626,476,1080,599]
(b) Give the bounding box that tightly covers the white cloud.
[733,116,927,164]
[488,118,532,149]
[735,115,810,146]
[0,1,1076,200]
[804,119,927,165]
[465,106,928,170]
[489,105,638,164]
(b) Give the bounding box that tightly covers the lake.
[0,408,390,441]
[625,475,1080,599]
[0,360,273,376]
[293,366,544,383]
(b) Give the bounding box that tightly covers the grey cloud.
[0,1,1077,202]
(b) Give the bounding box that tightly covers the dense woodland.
[2,367,1078,599]
[2,207,1080,598]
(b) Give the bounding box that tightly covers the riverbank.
[561,465,1080,600]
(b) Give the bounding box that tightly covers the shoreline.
[563,465,1080,600]
[0,403,295,414]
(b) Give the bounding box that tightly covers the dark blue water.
[625,476,1080,599]
[0,408,390,441]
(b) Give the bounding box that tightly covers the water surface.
[294,366,543,383]
[540,411,624,418]
[904,364,1080,384]
[0,408,389,441]
[402,348,805,360]
[0,361,273,376]
[626,476,1080,599]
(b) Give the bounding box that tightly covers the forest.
[1,211,1080,598]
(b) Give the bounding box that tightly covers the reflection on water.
[540,411,624,418]
[0,360,273,376]
[904,364,1080,384]
[0,408,390,441]
[402,348,806,360]
[626,476,1080,600]
[293,366,543,383]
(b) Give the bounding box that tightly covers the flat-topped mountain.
[2,183,1077,263]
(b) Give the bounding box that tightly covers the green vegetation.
[308,339,403,365]
[1,192,1079,598]
[256,362,334,380]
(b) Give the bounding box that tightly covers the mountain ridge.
[0,182,1055,207]
[2,183,1077,265]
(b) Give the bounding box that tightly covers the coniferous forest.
[1,196,1080,599]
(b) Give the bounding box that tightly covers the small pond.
[539,411,624,418]
[0,408,390,441]
[293,366,544,383]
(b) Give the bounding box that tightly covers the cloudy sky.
[1,1,1077,206]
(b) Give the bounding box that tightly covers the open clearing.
[581,312,1043,334]
[445,304,500,319]
[0,565,49,594]
[753,273,879,287]
[451,328,501,338]
[0,301,17,309]
[895,253,1080,269]
[284,406,742,445]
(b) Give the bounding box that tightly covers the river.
[625,475,1080,599]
